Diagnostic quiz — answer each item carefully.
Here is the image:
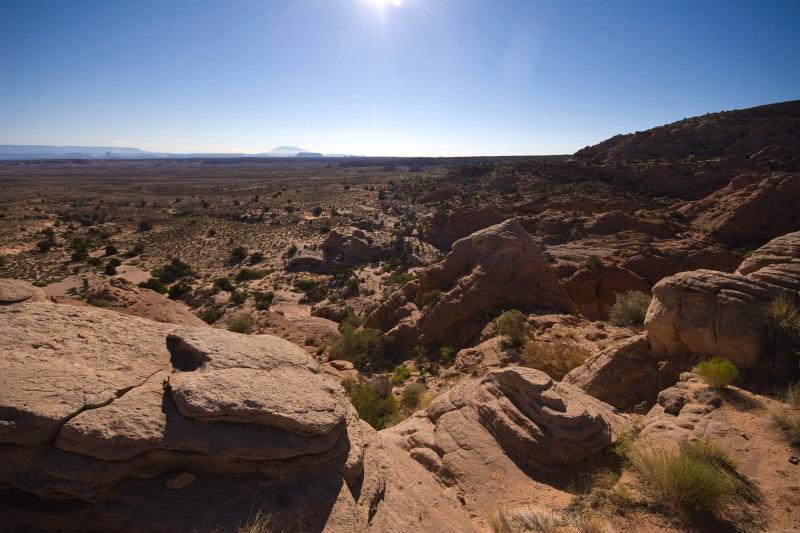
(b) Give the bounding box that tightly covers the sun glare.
[367,0,403,8]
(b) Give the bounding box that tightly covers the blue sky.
[1,0,798,156]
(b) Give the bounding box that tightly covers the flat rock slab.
[168,367,348,435]
[0,278,46,305]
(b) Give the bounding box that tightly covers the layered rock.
[365,219,577,352]
[385,367,629,515]
[684,172,800,247]
[421,206,505,251]
[645,231,800,370]
[0,280,472,532]
[287,228,407,273]
[84,276,206,326]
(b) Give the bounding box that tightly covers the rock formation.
[645,231,800,371]
[365,219,577,352]
[385,367,629,516]
[421,206,506,251]
[0,280,473,532]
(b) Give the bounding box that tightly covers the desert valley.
[1,100,800,532]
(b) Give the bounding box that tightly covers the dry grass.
[488,508,609,533]
[770,382,800,446]
[696,356,739,388]
[521,341,590,380]
[608,290,651,327]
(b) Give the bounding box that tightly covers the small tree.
[104,257,122,276]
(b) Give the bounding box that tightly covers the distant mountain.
[258,146,309,157]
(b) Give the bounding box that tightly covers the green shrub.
[390,364,411,384]
[139,277,167,294]
[235,268,266,282]
[229,290,247,306]
[768,294,800,373]
[248,251,265,264]
[420,289,442,308]
[227,312,253,333]
[495,309,529,347]
[631,439,740,515]
[197,303,224,324]
[696,357,738,388]
[294,278,327,303]
[253,290,275,310]
[585,255,602,271]
[609,290,651,327]
[286,244,298,258]
[386,271,415,285]
[104,245,118,256]
[213,277,235,292]
[329,326,388,370]
[439,346,456,366]
[346,377,400,430]
[152,258,193,284]
[104,257,121,276]
[400,382,427,412]
[521,341,590,380]
[228,246,248,265]
[168,281,192,300]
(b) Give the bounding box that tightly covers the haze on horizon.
[1,0,798,157]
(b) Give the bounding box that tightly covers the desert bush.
[229,290,247,306]
[390,364,411,384]
[631,439,739,515]
[228,246,248,265]
[696,357,738,388]
[152,258,193,283]
[521,341,590,380]
[329,326,388,370]
[294,278,327,303]
[768,294,800,373]
[248,251,265,264]
[608,290,651,327]
[495,309,529,347]
[286,244,298,258]
[585,255,602,271]
[37,238,54,253]
[168,281,192,300]
[439,346,456,366]
[104,257,121,276]
[420,289,442,308]
[400,382,427,412]
[197,303,224,324]
[770,382,800,446]
[122,242,144,258]
[213,277,235,292]
[137,220,154,232]
[104,244,117,256]
[346,377,401,430]
[386,270,415,285]
[139,277,167,294]
[253,290,275,310]
[235,268,266,282]
[227,312,253,334]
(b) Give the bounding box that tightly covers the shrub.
[386,271,415,285]
[37,239,54,253]
[227,312,253,333]
[137,220,153,232]
[585,255,602,271]
[421,289,442,308]
[631,439,741,515]
[295,278,327,303]
[229,290,247,306]
[168,281,192,300]
[70,249,88,262]
[495,309,529,347]
[152,258,193,284]
[390,364,411,384]
[104,257,121,276]
[104,245,118,256]
[253,290,275,310]
[346,377,400,430]
[608,290,651,327]
[770,382,800,446]
[122,242,144,258]
[696,357,738,388]
[521,341,590,380]
[329,326,388,370]
[440,346,456,366]
[139,277,167,294]
[197,303,224,324]
[229,246,248,265]
[287,244,298,258]
[213,277,235,292]
[248,251,265,264]
[235,268,266,282]
[400,382,427,412]
[768,294,800,374]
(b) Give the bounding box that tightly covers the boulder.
[645,232,800,370]
[421,207,505,251]
[385,367,629,517]
[0,287,473,532]
[0,278,46,305]
[365,219,577,352]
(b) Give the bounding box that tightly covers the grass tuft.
[608,290,651,327]
[696,356,738,388]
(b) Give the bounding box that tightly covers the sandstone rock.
[0,288,473,532]
[0,278,46,304]
[736,230,800,292]
[421,206,505,251]
[386,367,629,518]
[366,219,577,352]
[685,172,800,247]
[85,277,206,326]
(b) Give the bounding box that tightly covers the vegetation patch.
[696,357,739,388]
[521,341,590,380]
[608,290,651,327]
[342,376,401,430]
[495,309,530,348]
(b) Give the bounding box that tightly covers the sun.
[366,0,403,7]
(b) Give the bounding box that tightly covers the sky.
[1,0,799,157]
